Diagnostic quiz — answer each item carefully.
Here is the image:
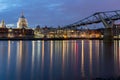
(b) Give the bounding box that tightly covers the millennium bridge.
[34,10,120,40]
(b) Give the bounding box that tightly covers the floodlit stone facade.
[17,13,28,28]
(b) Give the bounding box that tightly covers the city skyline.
[0,0,120,28]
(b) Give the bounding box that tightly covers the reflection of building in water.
[32,41,35,70]
[81,40,85,77]
[16,41,29,79]
[95,40,100,76]
[31,41,41,79]
[79,40,120,79]
[49,41,53,80]
[7,40,120,79]
[101,41,114,78]
[31,41,45,79]
[41,40,44,70]
[50,41,53,69]
[62,40,67,77]
[8,41,11,66]
[81,40,100,78]
[89,40,92,78]
[32,40,43,67]
[114,40,120,76]
[17,41,29,55]
[17,41,29,66]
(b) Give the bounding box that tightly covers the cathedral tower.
[0,20,6,28]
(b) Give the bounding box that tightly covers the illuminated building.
[8,28,34,38]
[0,13,34,38]
[17,12,28,28]
[0,20,8,37]
[0,20,6,28]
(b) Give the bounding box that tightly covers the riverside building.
[0,13,34,38]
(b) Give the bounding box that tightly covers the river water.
[0,40,119,80]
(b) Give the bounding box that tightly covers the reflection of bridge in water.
[35,10,120,39]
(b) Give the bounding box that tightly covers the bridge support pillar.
[103,28,113,42]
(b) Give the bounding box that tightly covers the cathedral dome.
[17,12,28,28]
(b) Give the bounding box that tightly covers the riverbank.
[0,37,120,40]
[0,37,104,40]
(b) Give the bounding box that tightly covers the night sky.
[0,0,120,28]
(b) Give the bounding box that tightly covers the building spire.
[1,20,6,28]
[21,11,25,18]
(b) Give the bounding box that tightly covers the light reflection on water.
[0,40,120,79]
